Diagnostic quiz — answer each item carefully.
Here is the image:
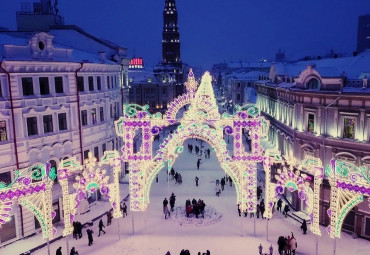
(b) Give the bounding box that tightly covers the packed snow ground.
[4,138,370,255]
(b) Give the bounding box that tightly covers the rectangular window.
[102,143,106,154]
[81,110,88,126]
[39,77,50,95]
[110,104,113,119]
[0,79,3,97]
[107,76,110,89]
[94,146,99,160]
[114,76,117,87]
[0,120,7,141]
[77,76,84,92]
[111,76,114,88]
[54,77,64,94]
[365,217,370,236]
[83,150,89,159]
[237,82,241,88]
[0,171,11,185]
[58,113,67,131]
[27,116,38,136]
[88,76,94,91]
[91,108,97,124]
[43,115,53,133]
[97,76,101,90]
[308,114,315,133]
[22,77,34,96]
[343,118,355,139]
[100,107,104,122]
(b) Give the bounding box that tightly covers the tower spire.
[162,0,181,66]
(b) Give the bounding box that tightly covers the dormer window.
[38,41,45,51]
[306,78,320,90]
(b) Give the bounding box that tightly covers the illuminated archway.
[0,163,55,240]
[326,159,370,238]
[58,151,122,236]
[116,71,268,213]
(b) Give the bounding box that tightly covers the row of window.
[83,138,120,161]
[80,102,120,126]
[26,113,67,136]
[77,75,119,92]
[21,75,119,97]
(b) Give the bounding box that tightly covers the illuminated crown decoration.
[185,68,198,92]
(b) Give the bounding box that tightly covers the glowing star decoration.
[58,151,122,236]
[115,71,269,213]
[326,159,370,238]
[0,163,55,239]
[185,68,198,92]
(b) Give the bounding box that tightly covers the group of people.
[276,198,291,218]
[163,193,176,219]
[56,246,79,255]
[277,233,297,255]
[185,198,206,218]
[72,221,83,240]
[164,250,210,255]
[170,167,183,184]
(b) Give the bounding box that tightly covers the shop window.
[43,115,53,133]
[0,120,7,141]
[343,118,355,139]
[52,202,60,223]
[54,77,64,94]
[27,116,38,136]
[0,215,17,243]
[0,171,11,185]
[22,77,34,96]
[342,210,355,232]
[308,114,315,133]
[365,217,370,236]
[39,77,50,95]
[83,150,89,159]
[58,113,67,131]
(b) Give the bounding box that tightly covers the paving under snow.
[3,138,370,255]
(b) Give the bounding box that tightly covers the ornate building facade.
[256,52,370,239]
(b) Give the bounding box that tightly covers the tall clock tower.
[162,0,181,66]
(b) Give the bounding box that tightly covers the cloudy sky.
[1,0,370,68]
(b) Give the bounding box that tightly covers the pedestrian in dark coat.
[106,211,113,226]
[196,159,201,170]
[70,247,78,255]
[256,204,260,218]
[98,219,106,236]
[260,199,265,219]
[237,204,241,217]
[195,176,199,186]
[86,229,93,246]
[56,247,62,255]
[277,236,285,255]
[300,219,307,234]
[229,176,232,187]
[72,221,78,239]
[164,205,170,219]
[220,178,225,191]
[121,202,128,216]
[163,198,168,209]
[277,198,283,212]
[169,193,176,211]
[283,204,290,218]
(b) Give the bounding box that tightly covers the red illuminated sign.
[129,58,144,68]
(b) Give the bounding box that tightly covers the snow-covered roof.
[229,71,267,80]
[273,51,370,79]
[128,68,159,84]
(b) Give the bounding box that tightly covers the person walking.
[220,178,225,191]
[196,159,201,170]
[106,210,113,226]
[86,228,94,246]
[283,204,290,218]
[163,198,168,209]
[156,174,159,183]
[70,247,78,255]
[277,198,283,212]
[121,202,128,216]
[277,236,285,255]
[300,219,307,234]
[229,176,233,187]
[195,176,199,186]
[256,204,260,218]
[169,192,176,212]
[237,204,241,217]
[290,233,297,255]
[164,205,170,219]
[56,247,62,255]
[98,219,106,236]
[260,199,265,219]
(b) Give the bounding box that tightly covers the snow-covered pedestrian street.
[15,139,367,255]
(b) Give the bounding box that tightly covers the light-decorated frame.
[326,159,370,238]
[264,155,323,236]
[0,163,56,239]
[58,151,122,236]
[115,70,272,213]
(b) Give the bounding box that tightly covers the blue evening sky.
[1,0,370,68]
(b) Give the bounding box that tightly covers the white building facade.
[0,30,128,245]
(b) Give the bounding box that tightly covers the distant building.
[255,51,370,239]
[154,0,184,96]
[0,0,129,246]
[357,15,370,53]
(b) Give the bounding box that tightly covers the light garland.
[58,151,122,236]
[326,159,369,238]
[0,163,55,239]
[115,71,268,213]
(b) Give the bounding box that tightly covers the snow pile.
[171,205,222,227]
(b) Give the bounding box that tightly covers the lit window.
[0,120,7,141]
[343,118,355,139]
[308,114,314,133]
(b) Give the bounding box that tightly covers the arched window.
[306,78,320,90]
